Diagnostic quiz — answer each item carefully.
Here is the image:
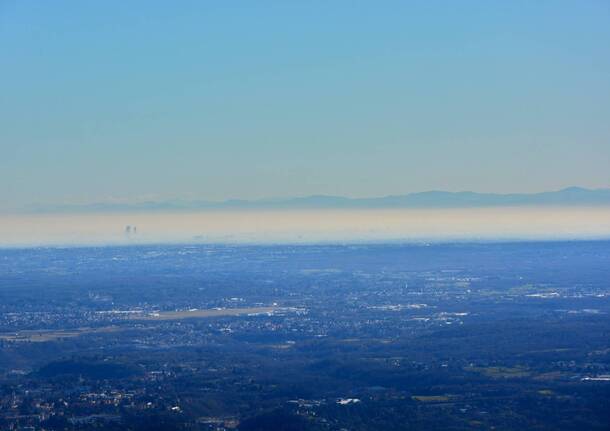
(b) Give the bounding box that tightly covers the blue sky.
[1,1,609,210]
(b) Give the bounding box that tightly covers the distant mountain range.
[25,187,610,213]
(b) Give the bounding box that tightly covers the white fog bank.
[1,207,610,247]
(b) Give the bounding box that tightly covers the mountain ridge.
[21,187,610,213]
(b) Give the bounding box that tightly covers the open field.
[412,395,452,402]
[0,308,278,342]
[0,326,122,343]
[466,366,531,379]
[132,306,277,321]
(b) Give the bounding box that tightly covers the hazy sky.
[2,1,610,210]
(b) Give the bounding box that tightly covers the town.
[1,242,609,430]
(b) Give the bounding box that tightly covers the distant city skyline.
[2,1,610,211]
